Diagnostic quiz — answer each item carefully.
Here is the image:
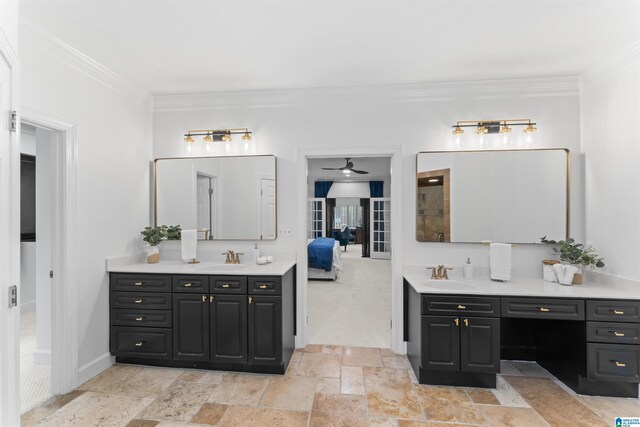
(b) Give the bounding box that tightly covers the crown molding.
[20,21,151,106]
[153,75,580,111]
[581,40,640,87]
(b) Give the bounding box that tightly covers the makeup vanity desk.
[404,270,640,398]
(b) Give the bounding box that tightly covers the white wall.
[581,46,640,282]
[20,29,153,377]
[0,0,19,49]
[153,78,583,274]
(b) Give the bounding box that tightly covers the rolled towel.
[490,243,512,282]
[181,229,197,262]
[256,256,269,265]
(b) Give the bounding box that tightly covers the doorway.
[304,156,393,348]
[19,123,54,413]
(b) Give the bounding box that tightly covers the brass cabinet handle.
[614,361,626,367]
[457,305,466,309]
[210,295,215,303]
[135,341,144,347]
[613,310,625,315]
[222,284,230,288]
[135,316,144,321]
[183,283,192,287]
[202,295,207,302]
[539,307,550,312]
[249,296,253,304]
[259,284,268,289]
[134,281,143,286]
[454,318,459,326]
[464,318,469,327]
[613,331,625,337]
[134,299,143,304]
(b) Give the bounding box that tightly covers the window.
[334,205,362,228]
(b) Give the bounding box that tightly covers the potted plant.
[141,225,167,263]
[166,225,182,240]
[540,237,605,284]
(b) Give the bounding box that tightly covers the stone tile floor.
[22,345,640,426]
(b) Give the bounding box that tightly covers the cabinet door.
[421,315,460,371]
[210,294,247,364]
[248,296,282,366]
[460,317,500,373]
[173,294,209,361]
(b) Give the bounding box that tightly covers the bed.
[307,237,343,280]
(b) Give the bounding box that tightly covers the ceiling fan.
[321,157,369,175]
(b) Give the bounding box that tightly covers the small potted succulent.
[540,237,605,284]
[141,225,168,263]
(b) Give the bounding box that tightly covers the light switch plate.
[278,228,293,238]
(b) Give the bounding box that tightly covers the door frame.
[296,146,404,354]
[21,107,79,395]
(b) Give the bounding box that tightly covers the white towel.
[490,243,512,281]
[181,229,197,261]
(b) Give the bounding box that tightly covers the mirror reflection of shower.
[197,173,215,240]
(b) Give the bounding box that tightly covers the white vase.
[147,245,160,264]
[554,263,578,286]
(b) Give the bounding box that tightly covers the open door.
[307,198,326,239]
[370,197,391,259]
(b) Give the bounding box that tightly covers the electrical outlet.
[278,228,293,238]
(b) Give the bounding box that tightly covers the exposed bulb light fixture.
[202,134,213,143]
[184,134,195,143]
[182,128,253,151]
[451,119,537,146]
[242,132,252,142]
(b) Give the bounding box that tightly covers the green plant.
[166,225,182,240]
[540,236,605,269]
[141,225,167,246]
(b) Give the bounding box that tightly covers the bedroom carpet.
[308,244,391,348]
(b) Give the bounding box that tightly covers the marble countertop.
[107,259,297,276]
[404,266,640,300]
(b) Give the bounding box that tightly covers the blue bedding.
[308,238,335,271]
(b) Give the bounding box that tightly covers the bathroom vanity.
[107,261,296,374]
[404,272,640,398]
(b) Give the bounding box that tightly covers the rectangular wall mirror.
[416,149,569,244]
[155,155,277,240]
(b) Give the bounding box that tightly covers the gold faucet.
[427,265,453,280]
[222,250,244,264]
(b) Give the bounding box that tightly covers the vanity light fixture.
[183,128,253,146]
[451,119,537,146]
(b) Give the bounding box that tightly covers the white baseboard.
[78,352,114,385]
[33,349,51,366]
[21,300,36,313]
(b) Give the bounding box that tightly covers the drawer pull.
[613,331,625,337]
[464,318,469,327]
[259,284,268,289]
[202,295,207,302]
[135,341,144,347]
[183,283,192,287]
[134,281,143,286]
[613,361,626,368]
[249,296,253,304]
[539,307,550,312]
[454,318,459,326]
[613,310,625,315]
[221,284,230,288]
[210,295,215,303]
[457,305,466,309]
[135,316,144,321]
[134,299,143,304]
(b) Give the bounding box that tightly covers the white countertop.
[107,259,297,276]
[404,266,640,300]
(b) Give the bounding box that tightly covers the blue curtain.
[369,181,384,197]
[314,181,333,198]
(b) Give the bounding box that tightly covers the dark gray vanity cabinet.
[110,267,295,375]
[421,315,459,371]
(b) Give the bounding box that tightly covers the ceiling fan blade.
[350,169,369,174]
[321,167,344,170]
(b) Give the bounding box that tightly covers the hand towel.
[490,243,512,281]
[181,229,197,261]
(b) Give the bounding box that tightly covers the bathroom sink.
[421,280,476,291]
[196,263,247,271]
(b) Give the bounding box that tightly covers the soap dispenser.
[463,257,474,280]
[253,243,260,263]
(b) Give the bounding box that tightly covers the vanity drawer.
[173,275,209,293]
[587,321,640,345]
[422,295,500,317]
[587,300,640,323]
[111,309,172,328]
[501,297,584,320]
[587,343,640,383]
[110,326,172,359]
[110,292,172,310]
[249,276,282,295]
[210,276,247,294]
[110,273,171,292]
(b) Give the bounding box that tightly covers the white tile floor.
[307,244,392,348]
[20,309,52,413]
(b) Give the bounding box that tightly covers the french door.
[307,198,325,239]
[370,197,391,259]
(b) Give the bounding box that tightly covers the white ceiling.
[19,0,640,94]
[308,157,391,182]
